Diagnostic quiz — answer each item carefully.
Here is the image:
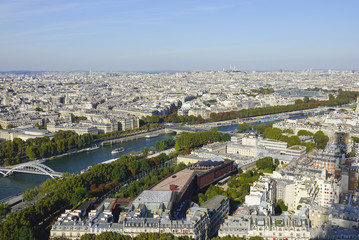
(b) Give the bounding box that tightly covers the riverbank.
[0,132,176,203]
[44,129,167,162]
[100,129,168,145]
[2,128,169,169]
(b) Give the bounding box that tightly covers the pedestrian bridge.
[165,125,200,133]
[0,162,62,179]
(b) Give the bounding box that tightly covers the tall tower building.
[355,97,359,114]
[2,89,10,105]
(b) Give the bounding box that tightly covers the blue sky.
[1,0,358,71]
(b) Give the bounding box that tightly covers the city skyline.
[1,0,359,71]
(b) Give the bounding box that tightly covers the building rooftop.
[133,190,174,204]
[200,195,227,212]
[150,168,195,193]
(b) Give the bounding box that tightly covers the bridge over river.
[0,162,63,179]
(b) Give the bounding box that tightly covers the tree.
[275,199,288,215]
[249,237,264,240]
[237,122,251,133]
[139,158,150,171]
[6,124,15,129]
[25,146,38,159]
[0,203,10,217]
[264,128,282,140]
[111,165,129,182]
[256,157,276,172]
[14,226,36,240]
[70,187,89,207]
[23,187,39,202]
[303,96,310,103]
[297,130,314,136]
[295,99,303,104]
[141,146,149,156]
[288,136,301,147]
[274,159,279,166]
[313,131,329,149]
[155,141,161,151]
[282,129,294,134]
[305,142,315,152]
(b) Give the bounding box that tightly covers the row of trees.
[0,131,94,166]
[155,138,176,151]
[174,128,231,151]
[207,90,359,123]
[94,126,149,140]
[0,152,176,240]
[142,113,206,125]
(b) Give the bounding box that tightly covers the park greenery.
[0,152,175,240]
[175,128,231,151]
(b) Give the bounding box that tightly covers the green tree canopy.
[313,131,329,149]
[111,165,129,182]
[70,187,90,207]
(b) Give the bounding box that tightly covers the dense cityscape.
[0,69,358,240]
[1,0,359,239]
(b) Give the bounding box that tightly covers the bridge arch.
[1,163,60,179]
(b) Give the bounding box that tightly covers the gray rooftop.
[200,195,227,212]
[133,190,173,204]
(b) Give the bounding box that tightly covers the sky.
[1,0,359,71]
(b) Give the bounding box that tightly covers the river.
[0,133,175,201]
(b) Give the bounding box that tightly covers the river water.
[0,133,175,201]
